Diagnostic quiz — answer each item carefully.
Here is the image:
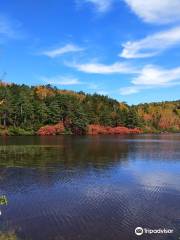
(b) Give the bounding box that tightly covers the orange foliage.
[35,86,55,100]
[158,110,179,129]
[119,102,128,110]
[138,104,180,131]
[58,90,85,101]
[143,113,152,121]
[87,124,141,135]
[34,87,85,101]
[37,122,65,136]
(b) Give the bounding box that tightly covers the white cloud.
[81,0,113,12]
[41,75,82,86]
[41,44,84,58]
[80,0,180,22]
[69,61,138,74]
[120,26,180,59]
[133,65,180,86]
[124,0,180,24]
[120,65,180,95]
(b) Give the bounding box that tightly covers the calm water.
[0,134,180,240]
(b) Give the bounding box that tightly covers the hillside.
[137,100,180,133]
[0,82,179,135]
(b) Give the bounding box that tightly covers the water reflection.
[0,136,130,169]
[0,135,180,240]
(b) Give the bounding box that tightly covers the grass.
[0,232,18,240]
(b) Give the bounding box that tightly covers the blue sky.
[0,0,180,104]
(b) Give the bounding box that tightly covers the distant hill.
[136,100,180,132]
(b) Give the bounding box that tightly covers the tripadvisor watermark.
[135,227,174,236]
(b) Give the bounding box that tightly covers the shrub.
[37,122,65,136]
[8,127,34,136]
[87,124,141,135]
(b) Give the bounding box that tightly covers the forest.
[0,81,179,136]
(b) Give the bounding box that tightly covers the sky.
[0,0,180,104]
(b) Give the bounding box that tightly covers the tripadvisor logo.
[135,227,143,236]
[135,227,174,236]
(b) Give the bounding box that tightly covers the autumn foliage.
[37,122,141,136]
[87,124,141,135]
[37,122,65,136]
[35,86,55,100]
[0,82,179,135]
[137,102,180,132]
[58,90,85,101]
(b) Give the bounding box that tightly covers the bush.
[8,127,35,136]
[37,122,65,136]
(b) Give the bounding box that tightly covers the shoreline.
[0,123,179,137]
[0,131,179,137]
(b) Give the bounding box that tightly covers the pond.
[0,134,180,240]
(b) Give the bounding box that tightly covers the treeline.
[0,82,179,135]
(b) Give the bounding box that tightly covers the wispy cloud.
[41,75,82,86]
[120,65,180,95]
[123,0,180,24]
[79,0,113,12]
[68,61,138,74]
[0,15,22,40]
[41,44,84,58]
[79,0,180,23]
[120,26,180,59]
[41,75,100,90]
[119,86,140,95]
